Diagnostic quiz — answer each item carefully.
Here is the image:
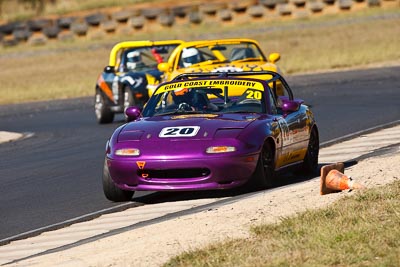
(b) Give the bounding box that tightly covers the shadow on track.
[130,161,359,205]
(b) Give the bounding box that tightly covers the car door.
[271,77,308,167]
[265,83,290,169]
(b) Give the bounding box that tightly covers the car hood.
[117,113,261,142]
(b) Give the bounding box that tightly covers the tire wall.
[0,0,398,47]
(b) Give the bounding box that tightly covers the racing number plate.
[159,126,200,138]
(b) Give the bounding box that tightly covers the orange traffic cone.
[320,162,365,195]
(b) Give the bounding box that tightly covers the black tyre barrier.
[70,22,89,36]
[247,5,265,18]
[58,31,75,42]
[277,3,292,15]
[260,0,278,8]
[111,10,133,23]
[28,33,48,46]
[368,0,381,6]
[14,21,28,29]
[188,11,202,24]
[159,12,175,27]
[200,3,225,16]
[0,0,394,48]
[171,5,192,18]
[323,0,336,5]
[309,1,325,12]
[101,20,118,32]
[338,0,352,9]
[13,21,29,33]
[0,22,19,34]
[13,28,32,41]
[27,19,52,32]
[141,8,162,20]
[291,0,307,7]
[43,25,61,38]
[129,16,145,29]
[219,9,232,21]
[2,38,18,47]
[229,1,252,13]
[85,13,107,26]
[57,17,77,29]
[276,0,290,4]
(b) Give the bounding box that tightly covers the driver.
[181,48,202,67]
[126,50,144,70]
[171,88,195,111]
[172,88,218,111]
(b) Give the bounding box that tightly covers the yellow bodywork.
[108,40,184,69]
[158,38,281,82]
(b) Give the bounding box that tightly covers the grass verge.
[164,180,400,267]
[0,8,399,105]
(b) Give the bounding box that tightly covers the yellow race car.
[157,38,281,82]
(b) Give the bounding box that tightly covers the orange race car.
[94,40,183,124]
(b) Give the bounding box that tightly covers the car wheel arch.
[95,87,115,124]
[311,124,319,139]
[300,125,320,174]
[263,137,276,164]
[246,137,276,191]
[96,86,113,103]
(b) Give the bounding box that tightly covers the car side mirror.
[281,101,299,113]
[268,53,281,64]
[125,106,141,121]
[104,66,115,73]
[279,97,303,113]
[158,62,170,72]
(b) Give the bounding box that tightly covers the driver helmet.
[182,48,201,67]
[126,50,142,70]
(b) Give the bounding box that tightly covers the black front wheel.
[102,160,134,202]
[249,142,275,190]
[300,127,319,174]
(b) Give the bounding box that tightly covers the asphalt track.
[0,66,399,241]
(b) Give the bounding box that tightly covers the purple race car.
[103,71,319,201]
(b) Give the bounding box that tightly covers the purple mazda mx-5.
[103,71,319,201]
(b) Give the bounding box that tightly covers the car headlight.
[206,146,236,154]
[115,148,140,156]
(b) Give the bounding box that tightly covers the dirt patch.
[17,149,400,267]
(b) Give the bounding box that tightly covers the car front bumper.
[106,153,259,191]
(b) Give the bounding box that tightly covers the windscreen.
[142,79,267,117]
[178,42,265,68]
[120,44,179,72]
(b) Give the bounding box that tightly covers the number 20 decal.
[159,126,200,137]
[246,90,262,100]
